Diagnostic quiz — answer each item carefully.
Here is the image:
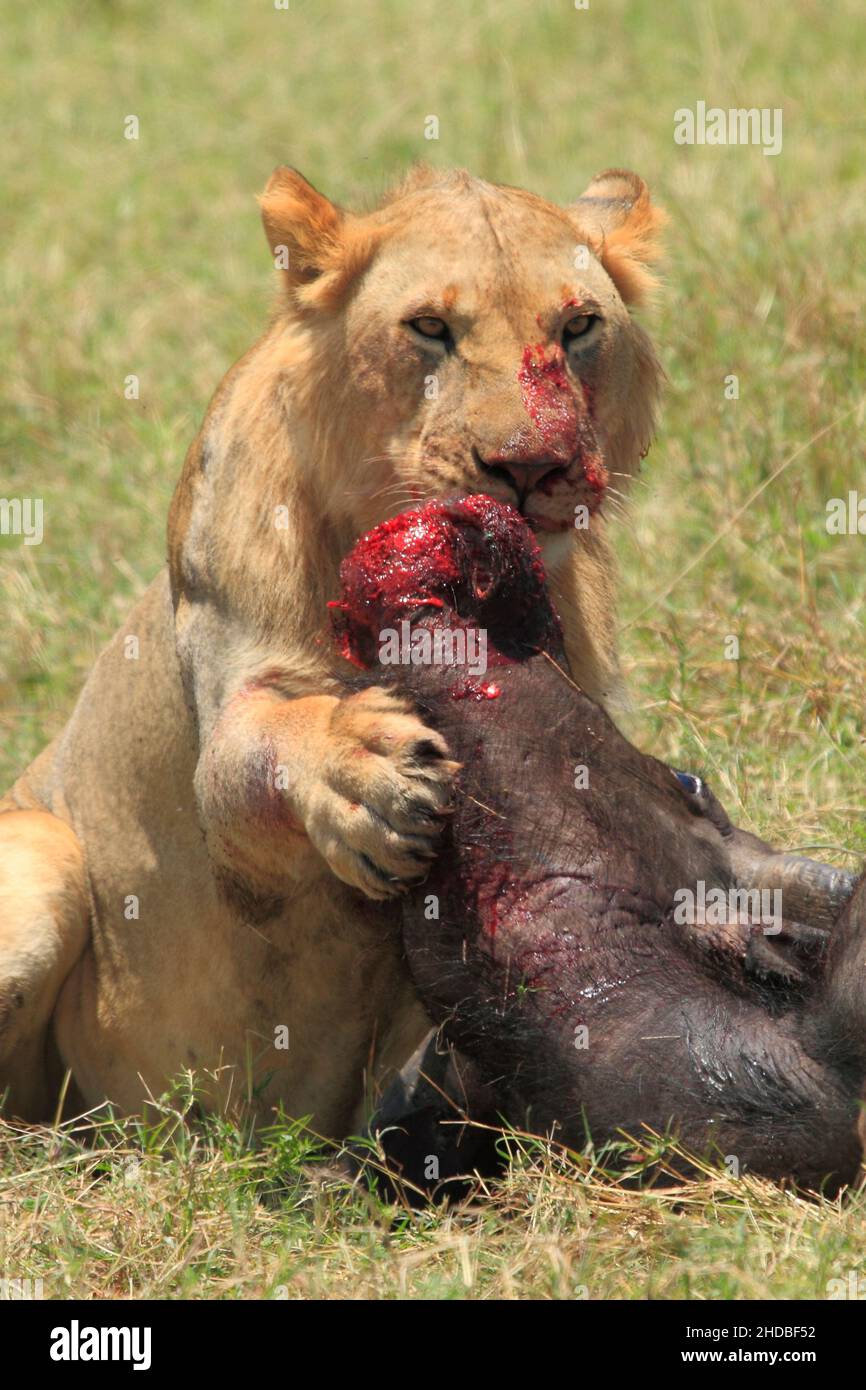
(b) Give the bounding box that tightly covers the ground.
[1,0,865,1299]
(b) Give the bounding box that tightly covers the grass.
[2,1091,863,1301]
[1,0,865,1299]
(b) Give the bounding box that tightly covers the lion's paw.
[304,688,459,900]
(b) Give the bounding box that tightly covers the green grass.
[2,1091,864,1301]
[2,0,865,1299]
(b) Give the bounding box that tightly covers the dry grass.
[3,1095,865,1301]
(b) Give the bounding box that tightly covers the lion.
[0,165,664,1132]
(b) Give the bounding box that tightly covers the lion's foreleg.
[0,810,89,1120]
[193,680,457,902]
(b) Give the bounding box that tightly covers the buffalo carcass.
[330,495,864,1195]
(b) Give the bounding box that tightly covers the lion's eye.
[409,316,450,340]
[563,314,598,343]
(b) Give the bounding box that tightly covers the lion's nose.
[477,452,567,500]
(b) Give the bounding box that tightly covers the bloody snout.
[473,343,606,503]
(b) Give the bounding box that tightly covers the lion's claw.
[304,688,458,899]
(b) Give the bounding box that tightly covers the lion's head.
[258,164,664,562]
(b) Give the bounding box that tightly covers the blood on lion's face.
[259,166,664,560]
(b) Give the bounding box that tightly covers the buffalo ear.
[258,166,345,287]
[569,169,665,305]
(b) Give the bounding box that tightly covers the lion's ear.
[569,169,665,305]
[259,167,345,287]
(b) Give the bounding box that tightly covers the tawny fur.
[0,166,664,1130]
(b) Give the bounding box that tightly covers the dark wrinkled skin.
[333,497,865,1197]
